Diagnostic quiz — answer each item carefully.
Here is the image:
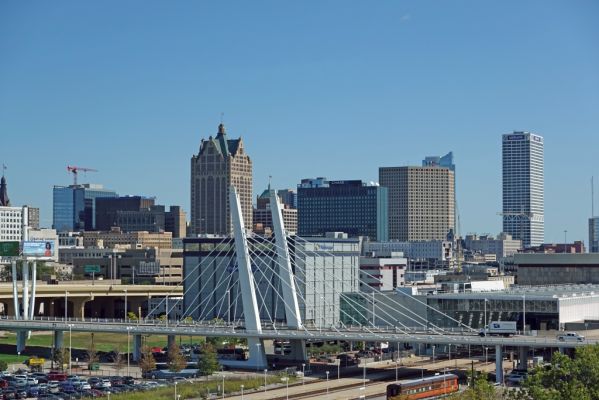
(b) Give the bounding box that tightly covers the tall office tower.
[95,196,158,231]
[165,206,187,238]
[53,184,118,232]
[379,166,455,241]
[190,123,252,235]
[589,217,599,253]
[297,178,388,241]
[502,132,544,248]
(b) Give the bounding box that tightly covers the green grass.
[0,332,204,353]
[111,375,296,400]
[0,353,28,364]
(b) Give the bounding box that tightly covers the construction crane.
[67,165,98,185]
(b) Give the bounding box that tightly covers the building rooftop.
[428,284,599,301]
[515,253,599,265]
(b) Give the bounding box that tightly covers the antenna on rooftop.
[592,177,595,218]
[220,112,225,124]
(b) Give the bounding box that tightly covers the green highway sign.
[0,242,19,257]
[84,265,101,273]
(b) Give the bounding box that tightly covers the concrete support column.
[132,334,142,362]
[288,339,307,362]
[16,331,26,353]
[167,335,176,349]
[71,298,91,320]
[495,345,503,384]
[54,330,64,350]
[518,346,529,370]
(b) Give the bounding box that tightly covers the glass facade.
[53,185,117,231]
[589,217,599,253]
[297,180,388,241]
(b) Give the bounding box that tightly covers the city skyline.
[1,1,598,243]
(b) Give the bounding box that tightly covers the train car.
[387,374,459,399]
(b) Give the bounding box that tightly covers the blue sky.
[1,1,598,243]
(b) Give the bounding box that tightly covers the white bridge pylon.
[229,186,306,368]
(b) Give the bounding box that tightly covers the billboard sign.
[0,242,19,257]
[22,241,55,258]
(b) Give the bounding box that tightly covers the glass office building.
[297,179,388,241]
[53,184,117,231]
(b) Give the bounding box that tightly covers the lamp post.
[484,298,489,331]
[363,360,366,388]
[301,363,305,385]
[174,381,177,400]
[326,371,330,395]
[226,290,231,325]
[221,374,225,399]
[432,345,436,365]
[522,294,526,335]
[240,384,244,400]
[68,324,73,374]
[263,369,267,393]
[165,295,169,327]
[64,291,68,320]
[126,327,131,376]
[124,289,128,322]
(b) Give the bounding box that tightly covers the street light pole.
[64,291,68,320]
[326,371,329,395]
[227,290,231,325]
[124,289,128,322]
[484,298,488,331]
[68,324,72,375]
[127,327,131,376]
[523,294,526,335]
[302,363,305,385]
[263,369,267,393]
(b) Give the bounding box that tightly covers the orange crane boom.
[67,165,98,185]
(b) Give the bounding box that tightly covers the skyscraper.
[379,166,455,241]
[422,152,455,171]
[502,132,544,247]
[190,123,252,235]
[53,184,118,232]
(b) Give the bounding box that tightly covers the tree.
[167,342,187,372]
[0,360,7,371]
[197,343,220,376]
[446,372,498,400]
[112,348,125,374]
[515,344,599,400]
[53,347,71,371]
[139,346,156,376]
[127,311,138,321]
[86,341,99,364]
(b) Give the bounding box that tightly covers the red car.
[47,371,67,381]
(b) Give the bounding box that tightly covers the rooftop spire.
[218,123,226,136]
[0,165,10,207]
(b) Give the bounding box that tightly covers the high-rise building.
[0,206,28,242]
[165,206,187,238]
[26,207,40,229]
[253,185,298,236]
[297,178,388,241]
[502,132,544,247]
[190,123,252,235]
[53,184,118,232]
[379,166,455,241]
[590,217,599,253]
[95,196,156,231]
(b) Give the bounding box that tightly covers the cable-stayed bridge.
[4,187,595,384]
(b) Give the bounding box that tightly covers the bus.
[387,374,459,400]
